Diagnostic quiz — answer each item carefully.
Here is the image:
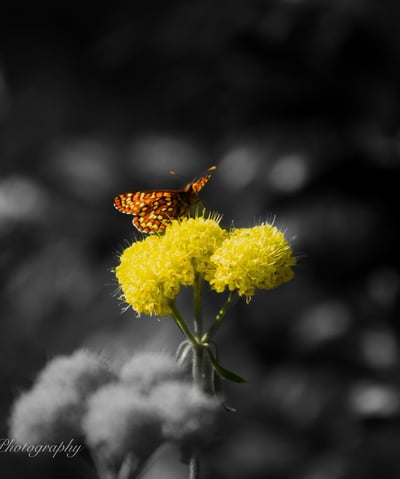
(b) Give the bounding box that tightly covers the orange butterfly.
[114,166,216,233]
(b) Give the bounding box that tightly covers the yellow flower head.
[162,215,226,282]
[209,223,296,299]
[115,216,226,316]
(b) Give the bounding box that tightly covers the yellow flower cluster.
[115,217,296,316]
[115,216,226,316]
[209,224,296,298]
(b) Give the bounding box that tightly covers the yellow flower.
[162,215,226,282]
[115,216,226,316]
[209,223,296,299]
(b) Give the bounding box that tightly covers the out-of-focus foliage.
[1,1,400,478]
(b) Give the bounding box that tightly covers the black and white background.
[1,2,400,478]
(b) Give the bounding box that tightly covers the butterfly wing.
[184,166,216,194]
[114,191,148,215]
[114,190,189,233]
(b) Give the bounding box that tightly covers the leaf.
[203,345,246,383]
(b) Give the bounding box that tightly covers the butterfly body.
[114,166,216,233]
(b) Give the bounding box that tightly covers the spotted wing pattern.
[114,166,216,233]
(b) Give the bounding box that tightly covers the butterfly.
[114,166,216,233]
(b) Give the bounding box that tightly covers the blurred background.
[1,1,400,478]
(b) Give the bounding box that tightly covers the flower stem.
[190,274,207,479]
[193,272,203,337]
[192,342,203,386]
[202,292,239,342]
[192,273,205,388]
[189,451,200,479]
[169,301,197,347]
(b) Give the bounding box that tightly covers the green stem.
[193,272,203,337]
[169,301,197,347]
[191,343,204,391]
[192,273,204,389]
[202,292,239,342]
[190,273,206,479]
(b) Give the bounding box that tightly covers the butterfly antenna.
[170,165,217,179]
[169,170,189,182]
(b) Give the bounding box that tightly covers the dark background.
[1,2,400,478]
